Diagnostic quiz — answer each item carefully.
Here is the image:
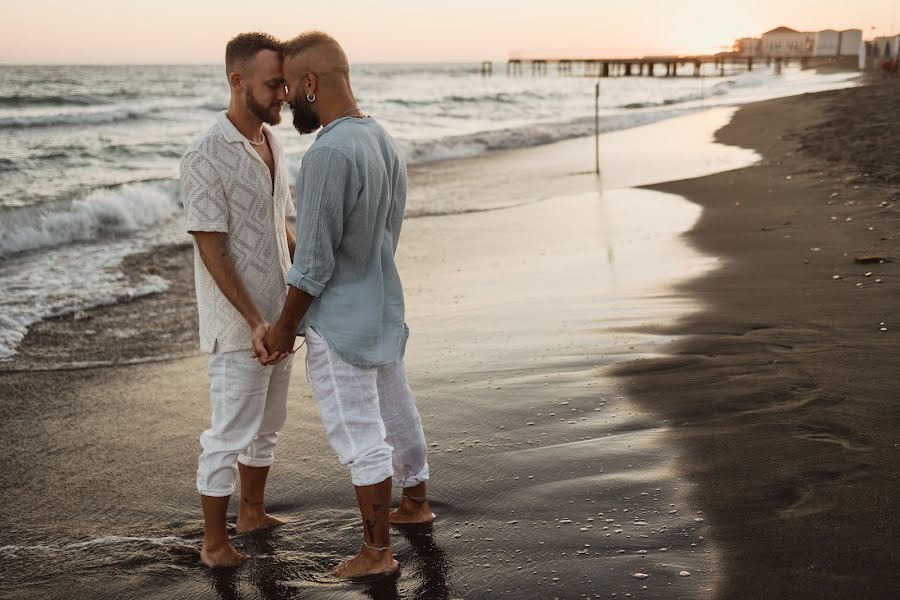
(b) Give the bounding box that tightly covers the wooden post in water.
[594,81,600,175]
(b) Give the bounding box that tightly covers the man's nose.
[277,84,288,101]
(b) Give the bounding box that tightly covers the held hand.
[261,321,297,366]
[250,321,272,363]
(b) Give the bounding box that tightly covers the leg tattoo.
[364,504,382,542]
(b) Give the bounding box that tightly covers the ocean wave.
[384,91,532,108]
[0,107,149,129]
[0,535,192,557]
[200,99,228,111]
[397,108,694,164]
[0,180,181,259]
[0,93,115,108]
[0,274,170,362]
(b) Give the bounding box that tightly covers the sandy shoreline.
[1,83,897,599]
[616,82,900,598]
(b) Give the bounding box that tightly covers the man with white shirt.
[180,32,295,568]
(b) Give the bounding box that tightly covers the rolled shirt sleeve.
[181,150,229,233]
[287,147,358,297]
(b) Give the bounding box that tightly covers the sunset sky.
[1,0,898,63]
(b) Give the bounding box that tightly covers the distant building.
[873,35,900,59]
[761,27,816,57]
[735,37,762,57]
[814,29,863,56]
[736,27,863,58]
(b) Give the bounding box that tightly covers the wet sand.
[1,85,896,599]
[615,81,900,599]
[0,111,750,599]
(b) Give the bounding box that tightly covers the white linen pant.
[196,349,292,497]
[305,327,429,488]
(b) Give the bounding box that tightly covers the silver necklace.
[334,106,364,120]
[248,131,266,146]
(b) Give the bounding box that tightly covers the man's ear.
[228,70,243,91]
[304,72,317,96]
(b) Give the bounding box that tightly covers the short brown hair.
[225,32,283,74]
[282,31,339,60]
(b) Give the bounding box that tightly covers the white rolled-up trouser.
[305,327,429,488]
[196,349,292,497]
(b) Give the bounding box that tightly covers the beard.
[244,87,282,125]
[289,91,321,134]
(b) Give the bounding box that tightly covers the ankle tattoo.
[242,497,264,506]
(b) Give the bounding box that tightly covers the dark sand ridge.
[613,81,900,599]
[0,113,755,599]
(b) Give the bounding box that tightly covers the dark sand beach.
[1,82,897,599]
[616,81,900,599]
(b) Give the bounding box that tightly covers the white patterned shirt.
[180,112,295,353]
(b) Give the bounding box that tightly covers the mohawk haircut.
[282,31,342,60]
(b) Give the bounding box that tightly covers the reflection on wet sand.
[0,110,758,599]
[197,523,450,600]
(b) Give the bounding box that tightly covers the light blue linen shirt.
[286,116,409,368]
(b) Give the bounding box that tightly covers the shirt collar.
[216,110,283,161]
[316,115,369,140]
[216,111,247,144]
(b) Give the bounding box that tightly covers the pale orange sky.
[1,0,897,63]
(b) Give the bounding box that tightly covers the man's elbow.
[191,231,228,262]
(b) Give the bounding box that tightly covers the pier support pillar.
[624,63,632,76]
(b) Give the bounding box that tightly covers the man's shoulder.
[311,119,397,163]
[182,121,228,163]
[302,139,355,171]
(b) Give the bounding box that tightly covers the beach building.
[814,29,863,56]
[737,28,863,59]
[761,27,816,57]
[735,37,762,57]
[873,35,900,59]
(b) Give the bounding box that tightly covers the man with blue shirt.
[261,31,434,580]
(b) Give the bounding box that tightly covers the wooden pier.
[498,54,840,77]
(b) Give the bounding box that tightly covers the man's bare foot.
[235,512,285,534]
[200,542,248,568]
[389,495,435,524]
[333,546,398,580]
